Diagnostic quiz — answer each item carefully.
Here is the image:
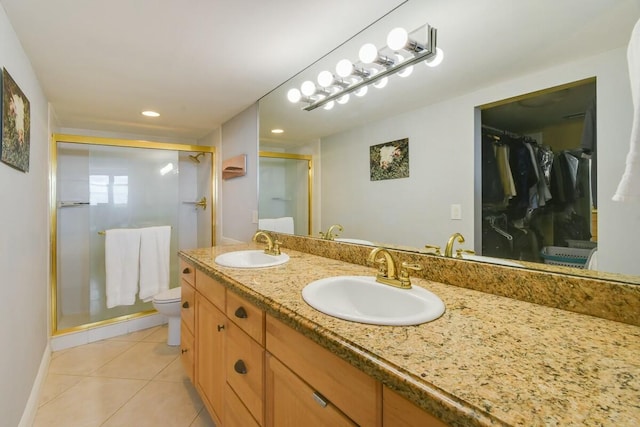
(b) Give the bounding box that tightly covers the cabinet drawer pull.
[182,267,191,274]
[234,360,248,375]
[182,301,189,309]
[217,324,225,332]
[312,391,328,408]
[181,348,188,354]
[234,306,248,319]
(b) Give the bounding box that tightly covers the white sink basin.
[302,276,445,326]
[214,250,289,268]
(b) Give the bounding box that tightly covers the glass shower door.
[258,155,311,235]
[56,142,180,330]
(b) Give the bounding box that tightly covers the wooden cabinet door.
[383,386,449,427]
[196,293,226,424]
[266,354,357,427]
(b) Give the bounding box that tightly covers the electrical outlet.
[252,210,259,224]
[450,204,462,220]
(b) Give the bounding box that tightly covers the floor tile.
[48,340,136,376]
[37,373,84,407]
[101,380,203,427]
[91,341,179,380]
[142,324,170,343]
[33,376,147,427]
[154,355,190,382]
[189,407,216,427]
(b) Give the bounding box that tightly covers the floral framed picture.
[1,68,31,172]
[369,138,409,181]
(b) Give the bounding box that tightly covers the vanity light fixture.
[271,128,284,134]
[142,110,160,117]
[287,23,440,111]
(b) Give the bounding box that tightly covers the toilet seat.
[152,287,181,304]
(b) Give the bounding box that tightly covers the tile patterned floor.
[35,326,215,427]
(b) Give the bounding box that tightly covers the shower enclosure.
[258,152,312,235]
[51,135,214,333]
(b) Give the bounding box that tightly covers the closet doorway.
[478,78,597,267]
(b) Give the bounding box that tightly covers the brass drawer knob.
[234,359,248,375]
[182,301,189,309]
[181,348,188,354]
[234,307,248,319]
[182,267,191,274]
[217,324,225,332]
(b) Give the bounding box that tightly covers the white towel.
[105,228,141,308]
[613,17,640,202]
[138,226,171,302]
[258,217,294,234]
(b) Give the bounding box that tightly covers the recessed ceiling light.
[271,129,284,134]
[142,110,160,117]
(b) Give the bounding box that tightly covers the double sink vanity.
[178,232,640,427]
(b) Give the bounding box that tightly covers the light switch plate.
[450,204,462,220]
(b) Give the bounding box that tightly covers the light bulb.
[373,77,388,89]
[317,71,334,88]
[337,94,350,105]
[425,48,444,68]
[336,59,353,77]
[324,101,335,110]
[387,27,408,51]
[287,88,301,103]
[359,43,378,64]
[355,86,368,97]
[300,80,316,96]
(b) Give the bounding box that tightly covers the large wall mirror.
[258,0,640,284]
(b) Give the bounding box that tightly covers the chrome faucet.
[444,232,465,258]
[319,224,343,240]
[367,247,421,289]
[252,230,281,256]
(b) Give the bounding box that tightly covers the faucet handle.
[455,248,476,259]
[399,262,422,288]
[371,256,389,276]
[271,239,282,255]
[424,244,442,256]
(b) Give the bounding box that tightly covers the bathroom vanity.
[178,240,640,426]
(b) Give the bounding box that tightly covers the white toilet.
[152,287,182,346]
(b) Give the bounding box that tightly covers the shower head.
[188,152,206,163]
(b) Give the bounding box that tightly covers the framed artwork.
[369,138,409,181]
[1,68,31,172]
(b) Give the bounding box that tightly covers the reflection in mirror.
[479,79,597,270]
[258,152,312,236]
[258,0,640,284]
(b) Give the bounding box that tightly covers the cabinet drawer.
[383,386,448,427]
[179,259,195,286]
[224,383,260,427]
[266,315,381,427]
[226,290,264,344]
[226,321,264,425]
[266,353,357,427]
[181,280,195,334]
[196,269,225,310]
[180,322,194,383]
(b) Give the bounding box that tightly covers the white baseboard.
[18,342,51,427]
[51,312,166,352]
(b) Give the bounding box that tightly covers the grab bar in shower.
[57,201,89,208]
[182,196,207,210]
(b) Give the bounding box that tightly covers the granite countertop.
[179,244,640,427]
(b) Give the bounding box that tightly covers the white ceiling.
[0,0,406,140]
[259,0,640,144]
